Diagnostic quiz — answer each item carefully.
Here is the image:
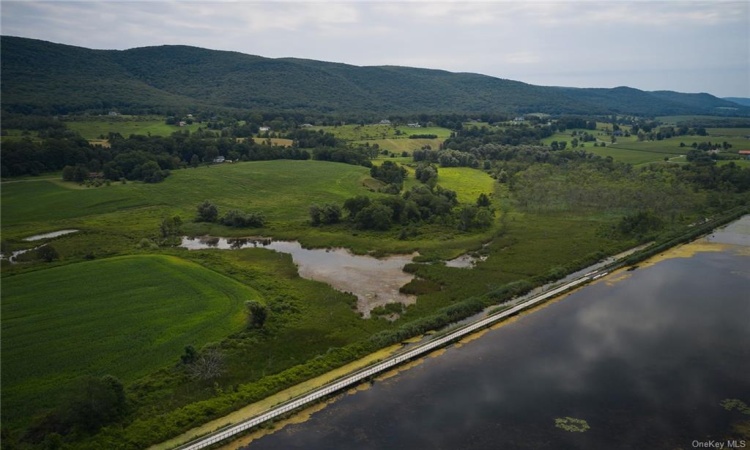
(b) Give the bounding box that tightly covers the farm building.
[739,150,750,159]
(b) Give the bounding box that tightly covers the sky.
[2,0,749,98]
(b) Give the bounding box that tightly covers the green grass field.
[707,128,750,137]
[256,137,294,147]
[355,138,444,154]
[65,118,203,139]
[1,254,255,425]
[313,124,451,141]
[2,160,499,257]
[539,127,750,165]
[718,159,750,168]
[585,145,682,165]
[657,115,724,125]
[1,160,372,239]
[432,167,496,204]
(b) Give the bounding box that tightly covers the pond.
[24,229,78,241]
[240,216,750,449]
[180,237,416,317]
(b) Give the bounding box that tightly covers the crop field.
[1,254,254,425]
[64,117,203,139]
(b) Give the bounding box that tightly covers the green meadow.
[425,167,496,204]
[1,254,254,424]
[356,137,444,154]
[707,128,750,137]
[2,160,502,257]
[64,117,203,139]
[540,127,750,165]
[2,160,369,236]
[314,124,451,141]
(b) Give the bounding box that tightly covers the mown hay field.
[1,254,255,424]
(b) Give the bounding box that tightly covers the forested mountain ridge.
[2,36,747,117]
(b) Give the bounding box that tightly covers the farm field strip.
[1,255,255,422]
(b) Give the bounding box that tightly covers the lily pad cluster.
[721,399,750,415]
[555,417,590,432]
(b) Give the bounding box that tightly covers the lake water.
[180,237,416,316]
[241,217,750,449]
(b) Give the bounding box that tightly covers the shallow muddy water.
[181,237,416,316]
[242,217,750,449]
[444,252,487,268]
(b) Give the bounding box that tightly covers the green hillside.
[2,36,747,117]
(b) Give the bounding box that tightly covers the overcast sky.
[2,0,748,98]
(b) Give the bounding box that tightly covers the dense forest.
[3,36,749,117]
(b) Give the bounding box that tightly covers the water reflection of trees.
[228,238,248,249]
[227,238,272,249]
[200,237,220,247]
[185,236,273,249]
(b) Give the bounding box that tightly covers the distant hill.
[724,97,750,107]
[2,36,748,117]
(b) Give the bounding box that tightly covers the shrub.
[196,200,218,222]
[37,245,59,262]
[309,203,341,226]
[399,278,441,295]
[220,210,265,228]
